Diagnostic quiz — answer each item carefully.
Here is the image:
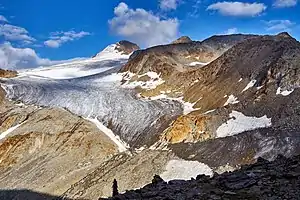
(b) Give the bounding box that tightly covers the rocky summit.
[0,32,300,200]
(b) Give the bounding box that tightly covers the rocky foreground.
[104,154,300,200]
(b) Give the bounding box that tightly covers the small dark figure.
[152,175,164,185]
[112,179,119,197]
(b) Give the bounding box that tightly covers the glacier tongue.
[1,56,183,148]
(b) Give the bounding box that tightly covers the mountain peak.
[93,40,140,59]
[115,40,140,55]
[171,36,192,44]
[276,32,293,39]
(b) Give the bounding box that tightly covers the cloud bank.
[207,2,267,17]
[109,2,179,47]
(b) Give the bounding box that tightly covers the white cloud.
[44,30,91,48]
[0,42,84,69]
[207,1,267,17]
[265,20,295,31]
[0,24,35,43]
[188,0,201,18]
[160,0,181,11]
[273,0,297,8]
[109,2,179,47]
[224,27,238,34]
[0,15,8,23]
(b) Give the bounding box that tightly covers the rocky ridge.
[104,154,300,200]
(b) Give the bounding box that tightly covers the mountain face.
[171,36,192,44]
[1,33,300,199]
[93,40,140,58]
[120,34,257,77]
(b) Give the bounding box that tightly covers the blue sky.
[0,0,299,69]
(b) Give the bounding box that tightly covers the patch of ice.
[93,44,130,60]
[149,95,199,115]
[203,109,216,114]
[0,121,26,140]
[135,146,146,153]
[86,117,129,152]
[224,95,239,106]
[255,138,276,159]
[242,80,256,92]
[276,87,294,96]
[189,62,209,66]
[19,66,113,80]
[216,111,272,138]
[160,159,213,182]
[123,72,165,90]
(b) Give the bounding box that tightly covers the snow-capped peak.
[93,40,140,60]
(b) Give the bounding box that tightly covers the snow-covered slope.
[1,44,182,148]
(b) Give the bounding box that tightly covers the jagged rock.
[116,40,140,55]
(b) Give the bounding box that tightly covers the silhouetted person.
[112,179,119,197]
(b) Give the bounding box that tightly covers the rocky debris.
[171,36,193,44]
[0,69,17,78]
[61,150,174,199]
[115,40,140,55]
[170,127,300,168]
[104,154,300,200]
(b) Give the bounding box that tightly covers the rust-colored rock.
[162,115,213,144]
[0,69,17,78]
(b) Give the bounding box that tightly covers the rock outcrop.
[0,69,17,78]
[171,36,192,44]
[115,40,140,55]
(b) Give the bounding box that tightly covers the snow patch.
[224,95,239,106]
[123,72,165,90]
[276,87,294,96]
[86,117,129,152]
[216,111,272,138]
[0,121,26,140]
[242,80,256,92]
[160,159,213,182]
[19,66,113,80]
[93,44,130,60]
[149,95,199,115]
[189,61,209,66]
[238,78,243,82]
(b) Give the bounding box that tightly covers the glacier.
[0,46,183,148]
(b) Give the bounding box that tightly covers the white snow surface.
[189,61,209,66]
[1,45,183,145]
[0,122,25,140]
[160,159,213,182]
[224,95,239,106]
[93,44,130,60]
[86,117,129,152]
[276,87,294,96]
[242,80,256,92]
[123,72,165,90]
[149,94,199,115]
[216,111,272,138]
